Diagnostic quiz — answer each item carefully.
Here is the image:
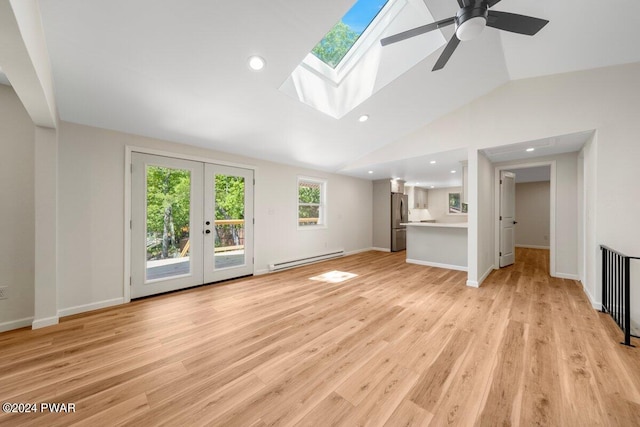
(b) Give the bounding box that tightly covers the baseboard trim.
[406,258,467,272]
[32,316,59,330]
[345,248,375,256]
[553,272,580,281]
[474,265,495,288]
[466,280,480,288]
[58,297,125,318]
[371,247,391,253]
[515,244,550,250]
[579,281,602,310]
[0,317,34,333]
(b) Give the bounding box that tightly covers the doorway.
[495,162,555,274]
[130,152,254,298]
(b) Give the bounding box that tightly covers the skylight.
[311,0,390,69]
[280,0,446,119]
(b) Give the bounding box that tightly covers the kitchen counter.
[402,222,468,228]
[403,222,468,271]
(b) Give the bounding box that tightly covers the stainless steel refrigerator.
[391,193,408,252]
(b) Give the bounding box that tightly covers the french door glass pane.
[146,166,191,281]
[214,174,245,269]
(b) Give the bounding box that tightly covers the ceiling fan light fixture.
[456,16,486,41]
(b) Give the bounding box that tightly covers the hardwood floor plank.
[384,399,433,427]
[476,320,528,426]
[292,392,354,427]
[1,249,640,426]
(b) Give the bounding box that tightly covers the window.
[298,177,327,227]
[311,0,390,69]
[448,192,468,215]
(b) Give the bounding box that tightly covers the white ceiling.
[36,0,640,176]
[507,166,551,183]
[349,148,467,188]
[482,130,593,163]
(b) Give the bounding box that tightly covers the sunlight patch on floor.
[309,270,358,284]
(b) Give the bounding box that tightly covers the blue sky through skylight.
[343,0,389,33]
[311,0,390,68]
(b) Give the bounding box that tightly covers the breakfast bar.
[401,222,468,271]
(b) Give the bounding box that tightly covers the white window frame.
[297,176,327,229]
[301,0,406,86]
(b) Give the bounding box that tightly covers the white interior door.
[131,153,204,298]
[203,164,254,283]
[500,171,516,267]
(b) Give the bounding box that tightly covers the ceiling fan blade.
[487,0,502,7]
[432,34,460,71]
[381,17,454,46]
[486,10,549,36]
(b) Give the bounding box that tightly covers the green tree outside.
[146,166,191,260]
[298,182,321,225]
[312,21,359,68]
[145,169,248,259]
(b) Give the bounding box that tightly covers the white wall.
[0,85,35,331]
[416,186,466,223]
[56,121,372,313]
[476,151,494,283]
[515,181,550,248]
[372,180,391,250]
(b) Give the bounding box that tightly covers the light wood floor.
[1,248,640,426]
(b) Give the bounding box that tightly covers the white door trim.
[493,160,556,276]
[124,145,258,303]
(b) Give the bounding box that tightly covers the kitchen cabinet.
[412,187,429,209]
[390,179,405,194]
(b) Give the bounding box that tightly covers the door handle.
[513,221,518,225]
[205,221,211,226]
[205,229,211,234]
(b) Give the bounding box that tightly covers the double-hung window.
[297,177,327,228]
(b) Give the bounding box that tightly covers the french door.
[131,153,254,299]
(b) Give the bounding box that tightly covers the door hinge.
[500,179,502,184]
[253,218,255,225]
[499,252,502,256]
[130,277,132,286]
[131,163,133,173]
[130,220,132,229]
[253,178,255,185]
[499,216,502,221]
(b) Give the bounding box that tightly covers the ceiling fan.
[380,0,549,71]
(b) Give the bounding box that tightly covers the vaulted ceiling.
[37,0,640,175]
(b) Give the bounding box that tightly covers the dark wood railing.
[601,245,639,346]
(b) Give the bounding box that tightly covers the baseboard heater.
[269,250,345,272]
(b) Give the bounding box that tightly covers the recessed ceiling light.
[451,170,456,174]
[526,147,535,152]
[415,182,420,185]
[430,160,436,164]
[430,186,435,189]
[358,114,369,122]
[248,56,266,71]
[368,171,373,174]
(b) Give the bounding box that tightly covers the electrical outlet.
[0,286,7,300]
